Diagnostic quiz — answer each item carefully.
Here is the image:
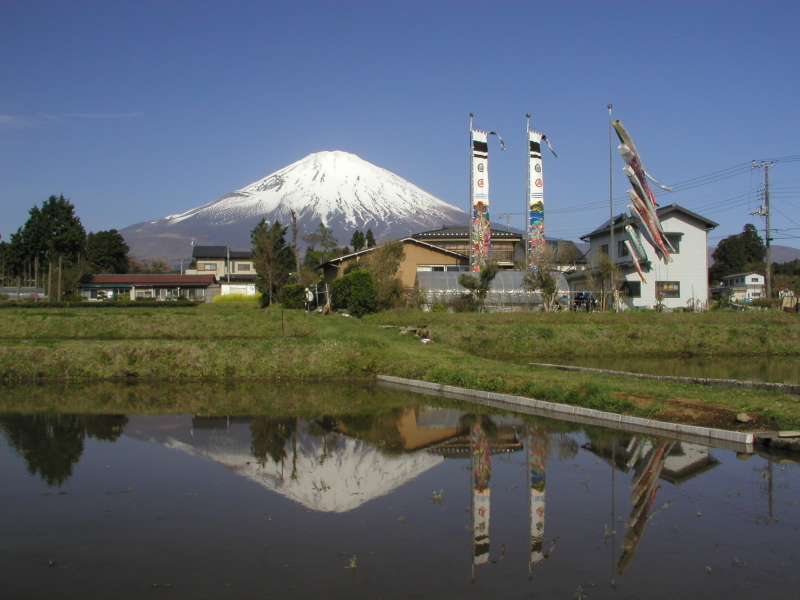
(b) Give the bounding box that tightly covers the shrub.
[280,283,305,309]
[331,270,376,317]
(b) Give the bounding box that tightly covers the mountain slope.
[121,151,466,262]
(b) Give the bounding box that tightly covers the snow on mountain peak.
[121,150,466,260]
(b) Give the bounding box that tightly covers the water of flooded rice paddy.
[2,392,800,599]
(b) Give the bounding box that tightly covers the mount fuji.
[120,151,467,262]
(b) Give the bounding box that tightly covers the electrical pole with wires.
[751,161,773,299]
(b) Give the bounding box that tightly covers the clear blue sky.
[2,0,799,249]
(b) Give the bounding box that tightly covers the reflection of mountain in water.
[124,408,482,513]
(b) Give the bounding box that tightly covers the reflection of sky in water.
[2,409,800,599]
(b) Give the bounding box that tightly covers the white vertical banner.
[527,128,545,262]
[471,129,491,271]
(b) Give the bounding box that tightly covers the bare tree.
[251,219,294,306]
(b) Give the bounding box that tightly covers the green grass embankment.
[1,305,799,427]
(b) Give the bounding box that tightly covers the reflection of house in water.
[585,437,719,575]
[586,438,720,484]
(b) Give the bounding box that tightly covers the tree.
[302,222,339,269]
[86,230,130,273]
[252,219,295,306]
[7,195,86,275]
[585,250,621,311]
[360,240,406,309]
[0,239,10,286]
[522,265,559,312]
[331,269,377,317]
[458,263,500,312]
[709,224,766,284]
[365,229,376,249]
[521,244,573,311]
[350,230,365,252]
[129,258,173,274]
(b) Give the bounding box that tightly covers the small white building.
[565,204,718,310]
[712,272,765,302]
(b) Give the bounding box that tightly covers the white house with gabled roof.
[565,204,718,310]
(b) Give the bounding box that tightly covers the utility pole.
[751,162,773,299]
[496,213,514,232]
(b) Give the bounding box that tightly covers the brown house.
[319,238,469,289]
[411,225,523,268]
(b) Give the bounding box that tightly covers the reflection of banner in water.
[528,426,547,567]
[472,422,492,566]
[471,128,491,272]
[617,440,674,575]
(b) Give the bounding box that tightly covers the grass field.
[1,303,799,427]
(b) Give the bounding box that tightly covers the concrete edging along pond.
[376,374,755,452]
[529,362,800,395]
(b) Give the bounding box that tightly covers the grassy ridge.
[1,305,799,427]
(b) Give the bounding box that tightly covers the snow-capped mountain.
[121,151,466,262]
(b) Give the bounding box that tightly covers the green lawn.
[1,303,799,427]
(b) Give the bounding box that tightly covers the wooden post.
[48,260,52,301]
[34,256,38,302]
[57,255,62,301]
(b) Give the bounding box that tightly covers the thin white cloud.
[64,111,144,119]
[0,114,38,129]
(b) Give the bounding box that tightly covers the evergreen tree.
[8,195,86,275]
[365,229,376,249]
[252,219,295,306]
[350,230,365,252]
[709,224,766,284]
[86,230,130,273]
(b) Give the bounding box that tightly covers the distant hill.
[707,244,800,266]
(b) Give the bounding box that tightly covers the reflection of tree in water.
[336,408,407,457]
[250,417,297,466]
[458,413,498,438]
[0,414,128,487]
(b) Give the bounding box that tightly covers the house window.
[136,290,153,298]
[446,265,469,272]
[750,277,759,282]
[665,234,680,254]
[203,263,216,271]
[598,244,609,255]
[618,241,629,257]
[656,281,680,298]
[90,290,98,299]
[238,263,251,271]
[620,281,641,298]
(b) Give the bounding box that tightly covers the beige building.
[320,238,469,289]
[185,246,257,295]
